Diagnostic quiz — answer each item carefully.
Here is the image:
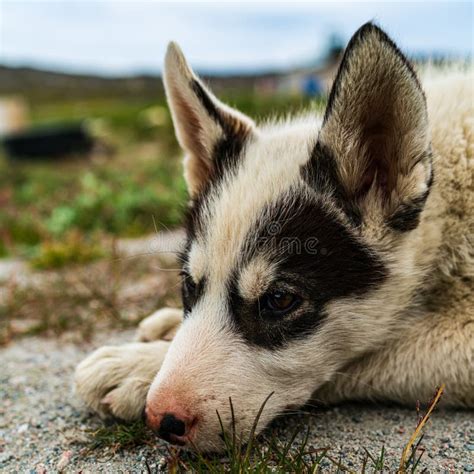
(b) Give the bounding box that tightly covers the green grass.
[0,91,313,267]
[85,417,418,473]
[30,231,105,269]
[87,419,347,472]
[0,93,182,265]
[84,388,445,473]
[0,142,186,264]
[87,420,154,453]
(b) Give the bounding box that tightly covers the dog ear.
[318,23,432,231]
[164,42,254,197]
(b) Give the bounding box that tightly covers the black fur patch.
[388,194,427,232]
[324,22,423,125]
[301,142,362,227]
[303,142,433,233]
[189,78,252,202]
[388,166,433,232]
[228,192,387,348]
[210,134,247,186]
[181,271,206,317]
[181,138,249,244]
[191,79,225,130]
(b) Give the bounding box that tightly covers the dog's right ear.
[164,42,254,197]
[311,23,432,231]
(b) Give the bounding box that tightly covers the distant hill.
[0,53,457,103]
[0,65,282,102]
[0,65,166,102]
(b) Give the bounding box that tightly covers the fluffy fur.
[75,23,473,452]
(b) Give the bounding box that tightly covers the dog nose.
[145,405,195,445]
[159,413,186,438]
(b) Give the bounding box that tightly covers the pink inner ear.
[172,88,208,160]
[170,86,215,196]
[358,164,377,197]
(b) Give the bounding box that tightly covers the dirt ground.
[1,330,473,473]
[1,233,473,472]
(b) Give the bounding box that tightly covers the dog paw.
[74,341,170,421]
[135,307,183,342]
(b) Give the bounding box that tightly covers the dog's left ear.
[316,23,432,231]
[164,42,254,197]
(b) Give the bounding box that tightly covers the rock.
[56,450,72,472]
[17,423,29,434]
[0,452,14,464]
[35,464,47,474]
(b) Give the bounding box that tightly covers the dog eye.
[261,291,300,315]
[182,274,196,297]
[180,272,198,312]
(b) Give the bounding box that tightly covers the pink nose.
[145,404,197,445]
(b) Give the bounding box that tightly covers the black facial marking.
[182,133,245,242]
[180,262,206,317]
[181,276,205,317]
[211,133,247,186]
[229,192,387,349]
[324,22,423,125]
[182,138,250,245]
[301,142,362,227]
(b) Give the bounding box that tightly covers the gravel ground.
[1,332,473,473]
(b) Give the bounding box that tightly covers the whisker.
[152,214,174,235]
[112,249,183,262]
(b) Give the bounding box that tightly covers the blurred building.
[0,97,29,136]
[210,34,345,98]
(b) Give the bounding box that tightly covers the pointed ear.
[318,23,432,231]
[164,42,255,197]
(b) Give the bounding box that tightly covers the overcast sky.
[0,1,472,76]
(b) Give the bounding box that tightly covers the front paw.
[74,341,170,421]
[136,308,183,342]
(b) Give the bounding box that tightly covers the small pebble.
[57,450,72,471]
[17,423,29,434]
[0,452,14,464]
[35,464,47,474]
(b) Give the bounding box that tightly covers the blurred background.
[0,1,472,343]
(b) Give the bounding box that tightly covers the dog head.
[145,23,433,451]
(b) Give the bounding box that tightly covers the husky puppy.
[75,23,473,451]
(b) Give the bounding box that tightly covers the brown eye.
[183,277,196,297]
[181,271,198,313]
[262,291,300,315]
